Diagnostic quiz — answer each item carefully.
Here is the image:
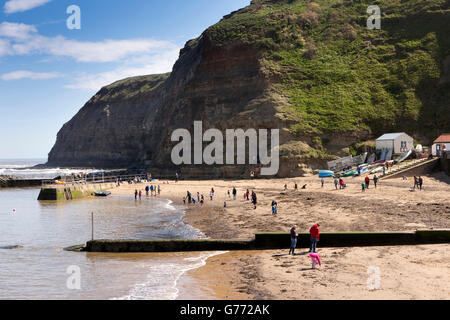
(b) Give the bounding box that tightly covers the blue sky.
[0,0,250,159]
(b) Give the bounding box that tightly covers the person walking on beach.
[361,182,365,192]
[134,189,138,200]
[294,182,298,190]
[339,178,344,189]
[145,185,149,196]
[382,165,386,176]
[197,192,200,203]
[251,191,257,209]
[227,190,231,199]
[200,195,204,206]
[271,200,278,215]
[187,191,192,204]
[365,176,370,189]
[138,190,142,200]
[232,187,237,200]
[321,178,324,188]
[418,176,423,190]
[373,175,378,188]
[157,185,161,195]
[413,176,418,189]
[210,190,214,201]
[289,226,298,255]
[309,223,320,253]
[334,177,339,190]
[150,185,154,196]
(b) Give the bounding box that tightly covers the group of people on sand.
[413,176,424,190]
[183,191,204,206]
[289,224,322,269]
[289,224,320,255]
[361,175,378,192]
[332,177,346,190]
[243,189,257,209]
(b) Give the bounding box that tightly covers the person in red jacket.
[309,223,320,253]
[365,176,370,189]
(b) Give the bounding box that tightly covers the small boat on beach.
[94,191,111,197]
[394,149,412,164]
[319,170,334,178]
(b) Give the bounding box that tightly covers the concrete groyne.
[79,230,450,252]
[38,182,116,200]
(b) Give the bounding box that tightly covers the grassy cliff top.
[207,0,450,144]
[92,72,171,103]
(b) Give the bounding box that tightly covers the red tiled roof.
[434,134,450,143]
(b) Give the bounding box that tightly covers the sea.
[0,159,224,300]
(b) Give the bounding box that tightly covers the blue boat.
[319,170,334,178]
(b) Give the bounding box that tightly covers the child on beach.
[271,200,278,215]
[334,178,339,190]
[361,182,365,192]
[309,253,321,269]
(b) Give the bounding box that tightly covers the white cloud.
[66,50,179,91]
[0,22,178,63]
[4,0,52,14]
[1,70,63,80]
[0,22,37,39]
[0,39,12,55]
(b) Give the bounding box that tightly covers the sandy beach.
[111,173,450,299]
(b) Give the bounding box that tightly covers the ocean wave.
[114,251,227,300]
[0,168,103,179]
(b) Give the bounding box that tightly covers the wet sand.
[111,173,450,299]
[183,244,450,300]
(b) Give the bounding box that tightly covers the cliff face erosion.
[47,0,450,177]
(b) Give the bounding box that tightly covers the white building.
[376,132,414,154]
[432,134,450,156]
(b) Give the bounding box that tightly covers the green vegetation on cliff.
[93,73,170,102]
[208,0,450,143]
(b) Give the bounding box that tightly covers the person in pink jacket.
[309,253,321,269]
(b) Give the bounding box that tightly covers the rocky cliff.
[47,0,450,177]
